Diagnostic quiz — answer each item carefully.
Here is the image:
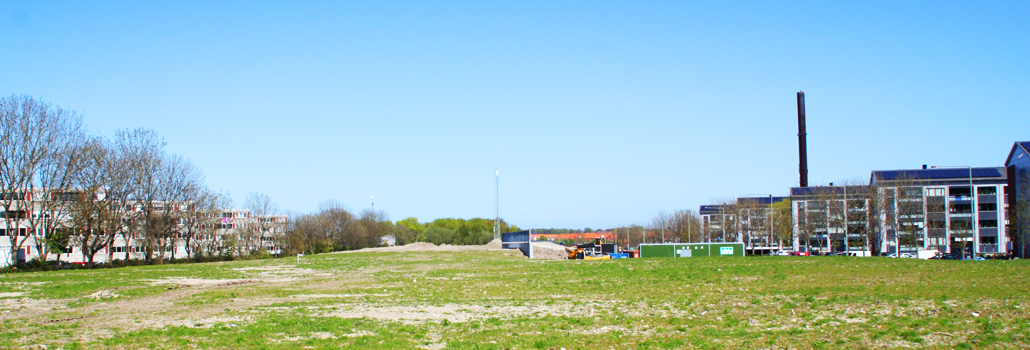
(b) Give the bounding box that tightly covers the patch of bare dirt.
[278,302,578,324]
[147,277,253,287]
[531,241,569,260]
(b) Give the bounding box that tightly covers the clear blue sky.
[2,1,1028,229]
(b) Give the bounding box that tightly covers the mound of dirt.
[338,240,503,254]
[531,241,569,260]
[483,239,502,250]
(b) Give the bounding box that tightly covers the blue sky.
[2,1,1028,229]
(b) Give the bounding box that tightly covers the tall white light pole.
[494,170,500,240]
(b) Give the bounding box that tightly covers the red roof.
[531,232,614,240]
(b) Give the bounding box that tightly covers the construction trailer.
[638,243,746,258]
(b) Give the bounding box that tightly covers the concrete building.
[700,204,735,244]
[1005,142,1030,258]
[699,196,789,254]
[735,196,789,254]
[870,167,1009,256]
[1,190,287,267]
[790,185,872,255]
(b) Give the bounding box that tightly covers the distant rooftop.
[790,185,871,196]
[871,167,1003,181]
[736,196,788,205]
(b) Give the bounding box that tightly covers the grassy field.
[1,249,1029,349]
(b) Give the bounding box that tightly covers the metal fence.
[501,230,532,258]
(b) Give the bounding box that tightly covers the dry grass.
[1,249,1028,349]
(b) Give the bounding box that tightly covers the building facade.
[699,196,789,254]
[1005,142,1030,258]
[790,185,872,255]
[870,167,1009,256]
[1,190,287,267]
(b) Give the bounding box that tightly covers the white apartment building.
[1,189,286,267]
[871,167,1009,256]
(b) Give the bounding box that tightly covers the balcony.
[978,244,999,253]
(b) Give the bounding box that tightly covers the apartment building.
[700,204,735,244]
[1005,142,1030,258]
[0,190,287,267]
[698,196,789,254]
[790,185,872,254]
[870,167,1008,256]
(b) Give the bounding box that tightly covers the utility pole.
[494,170,500,240]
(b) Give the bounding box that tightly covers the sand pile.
[335,238,550,257]
[483,238,502,250]
[531,241,569,260]
[339,240,501,254]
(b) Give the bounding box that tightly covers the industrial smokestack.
[797,91,808,187]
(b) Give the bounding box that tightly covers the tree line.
[282,203,519,256]
[1,95,283,267]
[2,95,527,269]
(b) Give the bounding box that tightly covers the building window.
[925,188,945,197]
[950,187,972,197]
[978,203,997,211]
[977,187,997,195]
[0,192,25,200]
[902,188,922,197]
[949,203,972,214]
[980,220,998,228]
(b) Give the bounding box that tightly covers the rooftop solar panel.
[873,167,1002,181]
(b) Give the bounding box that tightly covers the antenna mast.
[494,170,500,240]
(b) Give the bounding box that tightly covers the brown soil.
[531,241,569,260]
[336,239,505,253]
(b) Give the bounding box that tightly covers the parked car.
[789,251,810,256]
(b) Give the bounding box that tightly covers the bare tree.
[67,136,115,266]
[0,95,83,264]
[243,192,281,256]
[649,211,671,243]
[148,154,205,260]
[769,200,793,249]
[892,179,926,255]
[25,110,85,262]
[119,128,167,262]
[667,210,701,243]
[359,209,390,248]
[181,189,229,259]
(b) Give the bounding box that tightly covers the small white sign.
[720,247,734,255]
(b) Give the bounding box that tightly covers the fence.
[501,230,533,258]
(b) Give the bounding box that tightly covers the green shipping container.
[639,243,745,258]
